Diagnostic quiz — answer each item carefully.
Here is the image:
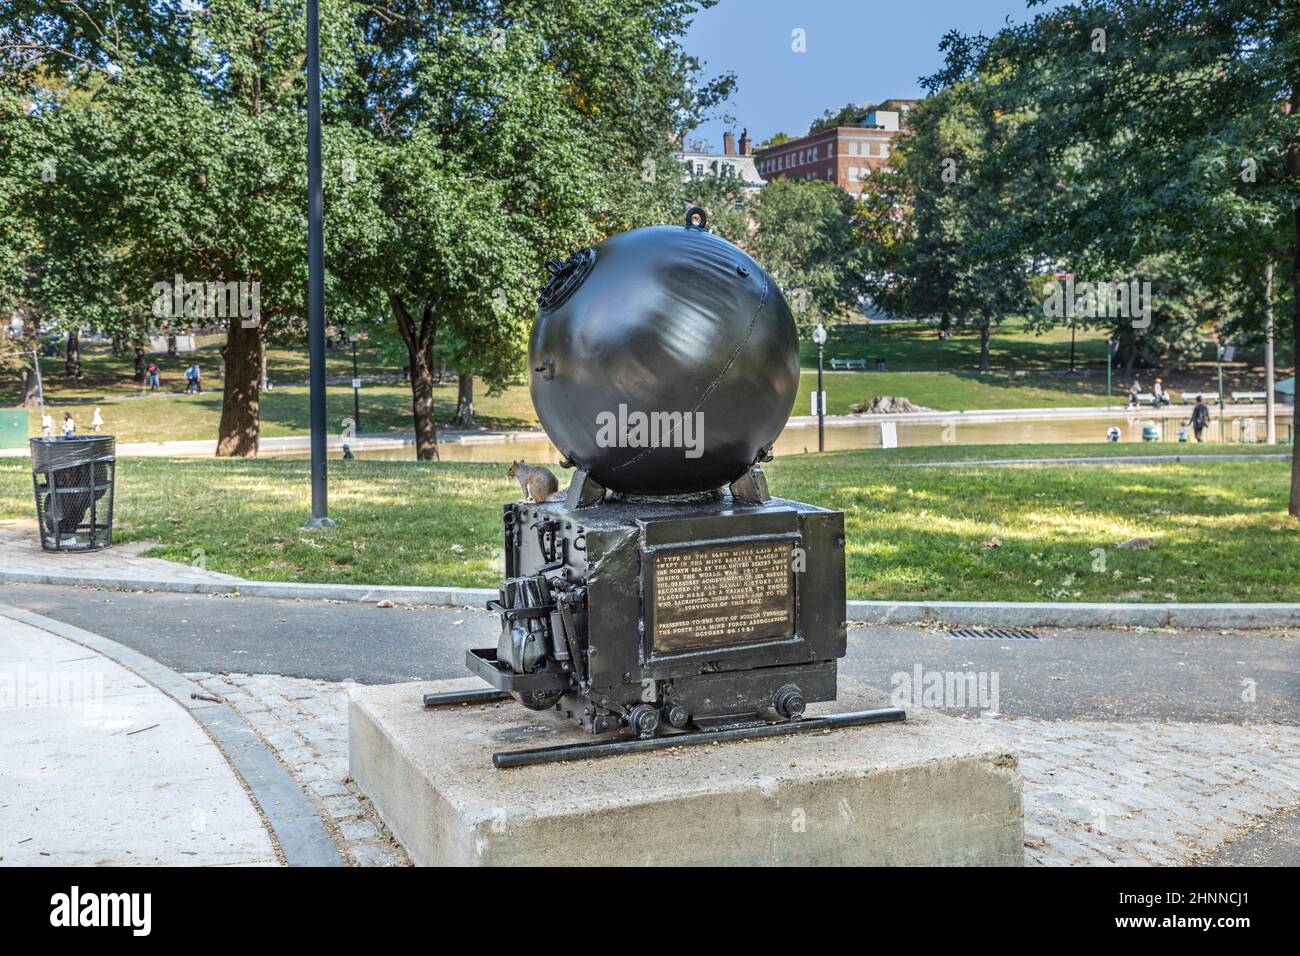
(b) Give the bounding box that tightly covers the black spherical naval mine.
[529,210,799,495]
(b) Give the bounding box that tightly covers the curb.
[0,602,344,867]
[0,569,492,608]
[845,600,1300,629]
[5,571,1299,629]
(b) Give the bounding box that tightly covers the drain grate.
[947,627,1040,641]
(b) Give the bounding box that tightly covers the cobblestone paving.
[187,672,409,867]
[191,672,1300,867]
[1003,717,1300,866]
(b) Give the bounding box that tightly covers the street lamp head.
[812,324,827,346]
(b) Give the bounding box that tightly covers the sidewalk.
[0,519,243,588]
[0,609,277,866]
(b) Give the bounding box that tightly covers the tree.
[860,87,1034,369]
[930,0,1300,514]
[808,101,872,135]
[747,177,866,331]
[332,2,731,458]
[2,0,362,456]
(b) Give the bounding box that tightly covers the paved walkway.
[0,610,277,866]
[0,519,243,587]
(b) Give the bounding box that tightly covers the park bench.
[1178,391,1219,404]
[1131,392,1155,405]
[1230,391,1267,403]
[829,358,868,371]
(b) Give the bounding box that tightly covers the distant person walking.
[91,407,104,432]
[191,364,201,393]
[1152,378,1167,408]
[61,412,74,437]
[1128,379,1141,408]
[341,443,355,461]
[1190,396,1210,442]
[184,363,201,394]
[147,363,160,391]
[41,411,53,437]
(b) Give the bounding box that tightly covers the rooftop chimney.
[722,131,736,156]
[739,128,751,155]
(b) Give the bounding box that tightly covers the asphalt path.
[4,582,1296,724]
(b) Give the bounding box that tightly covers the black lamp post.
[1106,337,1118,408]
[304,0,333,528]
[812,323,827,452]
[351,337,361,435]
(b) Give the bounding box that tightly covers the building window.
[827,168,833,180]
[828,143,834,157]
[848,167,859,182]
[811,146,818,160]
[695,163,704,176]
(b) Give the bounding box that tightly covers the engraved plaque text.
[649,541,795,652]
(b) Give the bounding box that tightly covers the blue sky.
[682,0,1056,148]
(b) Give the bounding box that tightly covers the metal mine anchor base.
[422,689,906,769]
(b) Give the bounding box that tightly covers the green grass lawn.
[3,447,1295,602]
[800,319,1115,373]
[13,381,537,443]
[798,370,1114,413]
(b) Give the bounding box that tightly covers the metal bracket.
[565,469,607,509]
[728,464,771,504]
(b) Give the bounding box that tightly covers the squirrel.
[508,460,559,503]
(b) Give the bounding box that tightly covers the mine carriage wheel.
[517,689,565,711]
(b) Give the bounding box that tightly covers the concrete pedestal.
[349,678,1024,866]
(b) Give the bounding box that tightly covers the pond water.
[339,409,1293,462]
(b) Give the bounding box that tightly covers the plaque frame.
[640,530,802,664]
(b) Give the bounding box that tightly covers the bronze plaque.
[649,541,795,652]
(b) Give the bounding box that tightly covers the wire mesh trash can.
[31,435,115,552]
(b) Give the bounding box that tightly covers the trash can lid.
[30,435,115,472]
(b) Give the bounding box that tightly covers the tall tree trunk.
[167,334,178,357]
[452,371,475,428]
[1288,83,1300,518]
[216,320,262,457]
[20,366,42,407]
[111,332,124,356]
[64,329,80,378]
[1265,263,1277,446]
[389,292,439,461]
[435,352,446,385]
[978,320,991,372]
[132,346,146,384]
[1290,204,1300,517]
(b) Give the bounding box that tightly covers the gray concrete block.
[349,678,1024,866]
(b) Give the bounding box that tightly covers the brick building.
[755,100,917,196]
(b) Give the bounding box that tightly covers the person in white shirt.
[41,412,53,437]
[61,412,75,437]
[91,407,104,432]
